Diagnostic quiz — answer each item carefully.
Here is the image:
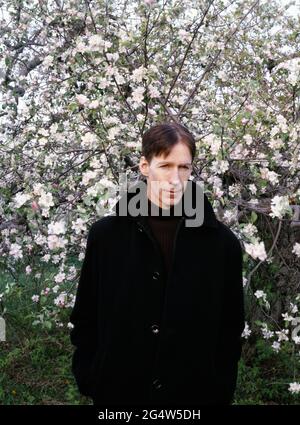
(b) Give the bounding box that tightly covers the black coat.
[69,179,245,406]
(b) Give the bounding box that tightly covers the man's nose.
[169,168,181,186]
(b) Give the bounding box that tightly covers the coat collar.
[113,179,219,229]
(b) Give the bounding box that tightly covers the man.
[69,122,245,406]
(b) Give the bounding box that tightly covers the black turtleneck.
[146,197,183,280]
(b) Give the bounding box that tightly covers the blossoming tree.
[0,0,300,399]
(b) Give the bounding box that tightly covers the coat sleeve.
[69,221,101,398]
[215,230,245,404]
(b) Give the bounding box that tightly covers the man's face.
[139,141,193,208]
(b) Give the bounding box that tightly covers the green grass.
[234,339,300,405]
[0,329,91,405]
[0,260,92,405]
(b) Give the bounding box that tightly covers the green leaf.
[43,321,52,330]
[68,103,78,112]
[251,211,258,223]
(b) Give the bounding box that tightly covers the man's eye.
[161,165,190,169]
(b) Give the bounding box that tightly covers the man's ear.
[139,156,149,177]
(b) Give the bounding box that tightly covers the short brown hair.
[141,122,196,164]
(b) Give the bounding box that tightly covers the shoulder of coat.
[216,220,243,254]
[88,215,119,239]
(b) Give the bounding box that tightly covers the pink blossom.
[31,201,39,211]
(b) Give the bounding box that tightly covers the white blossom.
[38,191,54,209]
[275,329,289,342]
[260,167,280,185]
[131,86,145,104]
[107,126,121,141]
[48,220,66,235]
[261,323,274,339]
[292,242,300,258]
[223,209,238,224]
[13,192,31,208]
[282,312,295,322]
[178,29,190,42]
[290,303,298,314]
[81,170,97,186]
[242,322,251,339]
[54,271,66,284]
[32,183,45,196]
[270,126,279,137]
[254,289,267,300]
[148,85,160,98]
[267,138,284,150]
[9,243,23,260]
[270,195,292,219]
[88,100,100,109]
[244,241,267,261]
[217,70,228,82]
[243,134,253,145]
[289,382,300,394]
[47,235,67,250]
[228,183,241,197]
[242,223,258,238]
[32,295,39,303]
[54,292,68,307]
[25,265,32,274]
[71,218,87,235]
[276,114,288,132]
[292,336,300,345]
[204,134,222,155]
[41,254,51,263]
[211,159,229,174]
[254,290,270,309]
[75,94,89,105]
[272,341,281,352]
[131,66,147,83]
[43,55,54,68]
[67,266,77,280]
[81,132,98,149]
[87,35,106,51]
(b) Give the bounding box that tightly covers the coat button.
[152,271,160,280]
[150,324,159,334]
[153,378,162,389]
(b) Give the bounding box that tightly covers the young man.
[69,122,245,406]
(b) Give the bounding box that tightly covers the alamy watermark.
[96,173,205,228]
[292,317,300,342]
